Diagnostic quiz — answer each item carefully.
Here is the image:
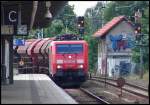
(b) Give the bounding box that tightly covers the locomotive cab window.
[56,44,83,54]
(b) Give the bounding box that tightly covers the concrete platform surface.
[1,74,77,104]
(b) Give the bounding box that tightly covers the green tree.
[56,4,77,34]
[84,2,105,72]
[44,3,78,37]
[46,19,64,37]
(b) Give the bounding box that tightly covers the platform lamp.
[45,1,52,19]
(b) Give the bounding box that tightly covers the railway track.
[91,76,148,91]
[64,88,110,104]
[80,88,110,104]
[89,76,149,99]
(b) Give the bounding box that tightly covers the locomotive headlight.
[78,64,83,69]
[77,59,84,63]
[57,65,62,69]
[56,60,63,64]
[68,56,72,59]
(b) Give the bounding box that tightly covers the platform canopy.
[1,1,67,30]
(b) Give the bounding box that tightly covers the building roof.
[93,16,132,38]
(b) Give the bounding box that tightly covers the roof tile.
[93,16,126,37]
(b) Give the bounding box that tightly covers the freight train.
[13,34,89,86]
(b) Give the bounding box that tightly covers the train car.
[33,37,54,74]
[14,34,88,87]
[16,39,36,73]
[49,34,89,86]
[33,38,50,74]
[27,39,42,73]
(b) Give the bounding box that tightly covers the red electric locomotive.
[49,34,89,86]
[14,34,88,87]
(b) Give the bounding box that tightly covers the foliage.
[45,19,64,37]
[103,2,117,22]
[84,2,105,72]
[44,3,77,38]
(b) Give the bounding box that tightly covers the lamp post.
[104,43,108,87]
[65,20,68,33]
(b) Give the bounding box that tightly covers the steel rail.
[80,88,110,104]
[90,78,149,99]
[92,76,148,91]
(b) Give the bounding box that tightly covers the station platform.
[1,74,77,104]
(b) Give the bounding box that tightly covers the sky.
[69,1,99,16]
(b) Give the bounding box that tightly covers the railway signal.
[78,16,84,27]
[134,9,145,79]
[116,77,125,97]
[134,23,141,40]
[134,23,141,34]
[77,16,84,35]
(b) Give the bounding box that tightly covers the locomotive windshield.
[56,44,83,54]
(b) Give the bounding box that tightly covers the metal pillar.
[140,43,143,79]
[9,36,14,84]
[105,41,108,87]
[134,9,143,79]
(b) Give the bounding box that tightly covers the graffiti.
[111,65,120,78]
[112,61,131,77]
[109,33,135,52]
[119,61,131,76]
[109,34,122,51]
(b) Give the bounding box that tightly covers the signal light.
[78,24,81,27]
[135,30,138,34]
[134,23,141,34]
[134,23,142,40]
[77,16,84,34]
[78,16,84,27]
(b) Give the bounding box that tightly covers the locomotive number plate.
[64,60,75,63]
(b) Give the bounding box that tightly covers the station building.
[93,16,136,77]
